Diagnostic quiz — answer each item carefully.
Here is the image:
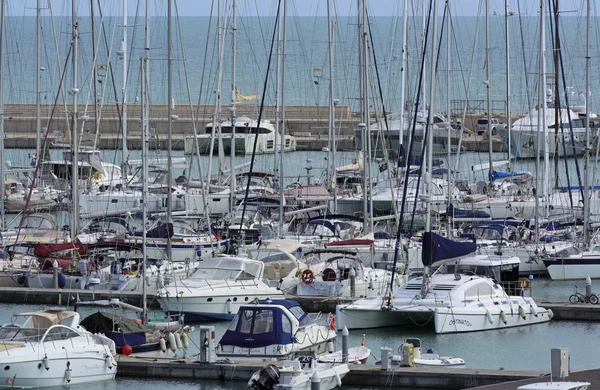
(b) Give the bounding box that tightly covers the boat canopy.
[80,312,147,347]
[14,310,78,328]
[219,300,309,349]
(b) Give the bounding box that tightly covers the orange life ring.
[301,269,315,284]
[328,314,336,331]
[518,277,531,290]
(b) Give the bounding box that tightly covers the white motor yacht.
[0,310,117,388]
[184,117,297,155]
[156,256,283,321]
[218,300,336,360]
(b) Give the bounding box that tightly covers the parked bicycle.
[568,285,599,304]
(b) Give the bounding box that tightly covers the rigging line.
[386,0,434,301]
[365,7,399,225]
[96,0,125,169]
[516,0,532,113]
[125,0,142,100]
[238,0,281,234]
[14,45,72,249]
[547,0,574,211]
[553,1,584,204]
[408,5,446,235]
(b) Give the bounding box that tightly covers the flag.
[210,225,218,240]
[235,88,259,102]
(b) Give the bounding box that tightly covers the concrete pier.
[115,356,546,389]
[3,103,505,152]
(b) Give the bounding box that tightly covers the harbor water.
[1,277,600,390]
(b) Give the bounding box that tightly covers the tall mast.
[141,0,151,324]
[583,0,591,245]
[446,0,451,237]
[327,0,337,213]
[36,0,41,158]
[505,0,512,169]
[485,0,493,188]
[553,0,559,189]
[71,0,79,238]
[274,4,281,174]
[90,0,99,146]
[230,0,237,214]
[278,0,288,237]
[121,0,129,184]
[359,0,372,235]
[541,0,549,212]
[398,0,408,156]
[426,0,439,232]
[167,0,173,262]
[358,0,368,233]
[0,0,5,230]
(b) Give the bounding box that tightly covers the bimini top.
[13,310,79,329]
[219,300,309,349]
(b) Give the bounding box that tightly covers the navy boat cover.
[422,232,476,266]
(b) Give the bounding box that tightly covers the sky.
[13,0,592,18]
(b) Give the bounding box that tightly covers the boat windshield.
[190,258,261,280]
[0,325,82,343]
[434,261,517,283]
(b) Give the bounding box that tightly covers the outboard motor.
[250,365,280,390]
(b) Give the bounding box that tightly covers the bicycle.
[568,285,599,304]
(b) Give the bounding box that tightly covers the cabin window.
[252,310,274,334]
[207,298,213,302]
[285,139,290,147]
[227,314,240,331]
[281,314,292,333]
[267,140,274,149]
[239,310,254,334]
[464,283,493,297]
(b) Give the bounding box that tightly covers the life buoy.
[518,278,531,290]
[301,269,315,284]
[328,314,336,331]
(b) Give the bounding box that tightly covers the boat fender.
[548,309,554,320]
[327,340,334,353]
[182,333,189,349]
[226,298,232,314]
[42,354,50,371]
[157,274,165,289]
[530,304,538,317]
[65,367,72,383]
[145,275,151,286]
[486,310,493,324]
[335,371,342,387]
[58,273,66,288]
[518,306,526,320]
[500,310,507,325]
[159,337,167,353]
[175,333,183,349]
[105,354,114,370]
[368,278,374,290]
[168,332,177,353]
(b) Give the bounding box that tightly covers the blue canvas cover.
[447,204,490,219]
[219,302,303,349]
[490,170,528,181]
[422,232,476,266]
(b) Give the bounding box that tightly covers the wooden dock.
[115,356,547,389]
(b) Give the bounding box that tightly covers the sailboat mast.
[583,0,591,245]
[485,0,493,187]
[140,56,148,325]
[230,0,237,213]
[398,0,408,158]
[426,0,439,232]
[505,0,511,169]
[359,0,372,235]
[36,0,41,158]
[327,0,337,213]
[0,0,5,230]
[541,0,549,212]
[121,0,129,185]
[71,0,79,238]
[141,0,151,324]
[446,0,451,238]
[278,0,287,237]
[167,0,173,262]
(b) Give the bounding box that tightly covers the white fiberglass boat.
[336,232,553,333]
[218,300,336,359]
[157,256,283,321]
[247,356,348,390]
[0,310,117,388]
